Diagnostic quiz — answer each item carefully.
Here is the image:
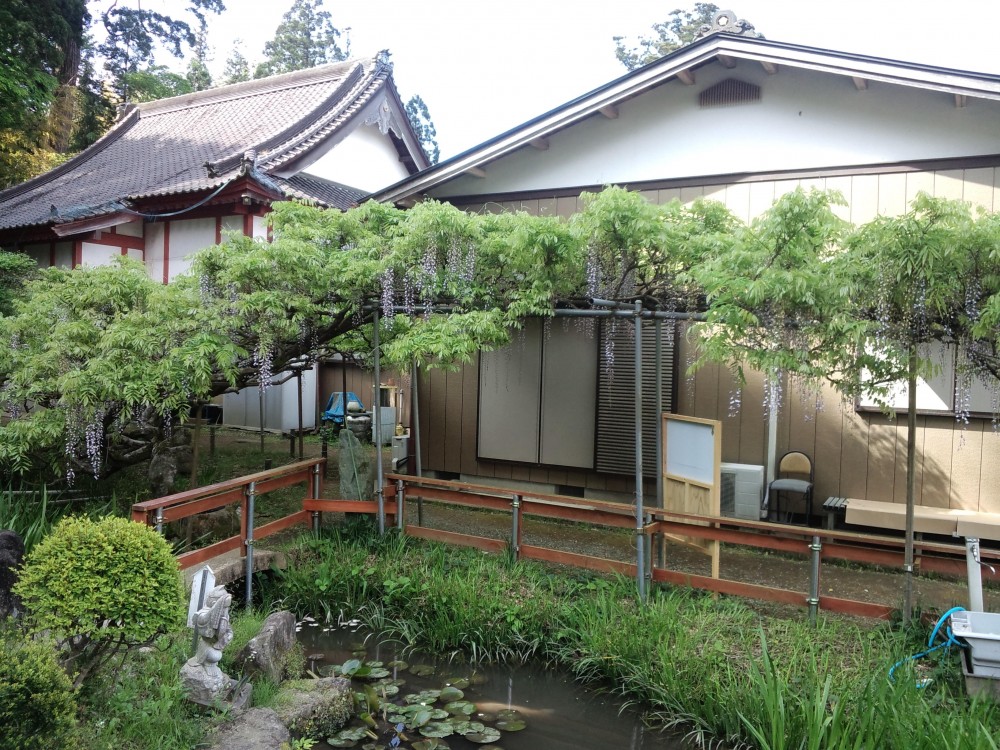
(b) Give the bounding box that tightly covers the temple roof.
[0,55,425,233]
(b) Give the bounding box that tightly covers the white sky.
[147,0,1000,158]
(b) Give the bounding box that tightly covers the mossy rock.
[275,676,353,740]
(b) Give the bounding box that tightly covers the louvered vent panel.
[699,78,761,108]
[595,321,676,477]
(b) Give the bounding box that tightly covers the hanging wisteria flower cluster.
[254,344,274,393]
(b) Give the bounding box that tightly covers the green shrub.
[0,634,78,749]
[13,515,184,686]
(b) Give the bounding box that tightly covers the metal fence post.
[311,462,322,534]
[396,479,405,531]
[245,481,256,608]
[511,494,522,560]
[155,507,164,535]
[808,535,822,625]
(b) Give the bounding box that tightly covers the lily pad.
[496,718,526,731]
[496,709,522,721]
[359,667,390,680]
[450,720,485,735]
[366,661,384,668]
[444,700,476,716]
[475,711,497,723]
[439,686,464,702]
[419,721,455,738]
[443,677,470,690]
[411,709,433,728]
[466,728,502,744]
[375,683,399,697]
[387,659,409,670]
[405,689,441,705]
[412,740,451,750]
[410,663,436,677]
[327,726,369,747]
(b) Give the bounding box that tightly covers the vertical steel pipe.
[155,506,164,535]
[311,463,322,534]
[245,481,256,608]
[808,535,821,625]
[655,318,664,569]
[373,309,385,534]
[412,360,424,526]
[634,300,646,602]
[511,494,522,559]
[967,537,985,612]
[396,479,405,530]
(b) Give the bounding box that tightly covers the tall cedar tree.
[614,3,721,70]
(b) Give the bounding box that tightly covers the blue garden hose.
[888,606,968,686]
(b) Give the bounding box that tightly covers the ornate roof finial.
[695,10,763,40]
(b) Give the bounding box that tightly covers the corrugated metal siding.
[596,320,676,477]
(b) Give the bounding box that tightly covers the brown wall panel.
[920,418,954,508]
[427,368,447,471]
[813,398,844,500]
[839,407,870,500]
[461,359,480,476]
[892,418,924,507]
[979,432,1000,514]
[866,414,898,502]
[443,369,464,474]
[963,167,994,211]
[877,172,907,217]
[949,422,983,511]
[717,365,742,460]
[737,369,766,466]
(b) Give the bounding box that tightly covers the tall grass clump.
[0,488,59,553]
[266,527,1000,749]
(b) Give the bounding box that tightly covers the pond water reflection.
[298,624,688,750]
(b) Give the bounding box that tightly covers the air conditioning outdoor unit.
[720,463,765,520]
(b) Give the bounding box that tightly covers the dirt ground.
[212,428,999,622]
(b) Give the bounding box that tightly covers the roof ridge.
[206,61,372,177]
[0,107,141,206]
[138,55,376,116]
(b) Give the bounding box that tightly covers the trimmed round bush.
[0,635,78,749]
[12,515,183,684]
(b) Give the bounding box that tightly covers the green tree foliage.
[124,65,194,103]
[185,19,213,91]
[0,634,79,749]
[614,3,722,70]
[98,0,225,101]
[12,515,183,687]
[222,39,252,84]
[256,0,350,78]
[405,94,440,165]
[0,252,38,318]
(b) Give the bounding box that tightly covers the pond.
[298,621,688,750]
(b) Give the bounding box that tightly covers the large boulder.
[206,707,289,750]
[274,676,353,741]
[234,610,297,683]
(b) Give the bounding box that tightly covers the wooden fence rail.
[137,464,997,619]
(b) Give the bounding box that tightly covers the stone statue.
[180,585,251,710]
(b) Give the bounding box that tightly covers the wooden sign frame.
[661,414,722,579]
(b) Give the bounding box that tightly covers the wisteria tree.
[0,191,718,490]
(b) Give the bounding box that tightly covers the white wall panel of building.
[304,124,411,192]
[145,222,165,281]
[167,217,215,281]
[222,368,317,432]
[80,242,118,267]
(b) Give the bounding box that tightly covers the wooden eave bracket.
[676,68,696,85]
[760,61,778,75]
[598,104,619,119]
[955,94,968,108]
[529,137,549,151]
[466,166,487,179]
[852,76,869,91]
[717,54,737,69]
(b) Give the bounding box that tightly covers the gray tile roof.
[0,56,391,232]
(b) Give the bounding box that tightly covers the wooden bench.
[841,498,1000,542]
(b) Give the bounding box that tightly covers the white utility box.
[952,610,1000,678]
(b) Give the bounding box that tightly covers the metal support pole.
[155,506,164,535]
[396,479,405,530]
[808,535,822,625]
[655,318,665,569]
[633,300,646,602]
[373,309,385,534]
[966,537,985,612]
[297,369,304,460]
[511,494,521,559]
[244,481,256,608]
[258,384,265,456]
[311,463,322,534]
[412,360,424,525]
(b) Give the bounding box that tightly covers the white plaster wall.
[167,217,215,281]
[431,62,1000,197]
[145,222,165,281]
[223,369,317,431]
[118,220,144,237]
[221,215,243,242]
[127,248,143,261]
[80,242,118,267]
[302,124,410,193]
[252,215,268,240]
